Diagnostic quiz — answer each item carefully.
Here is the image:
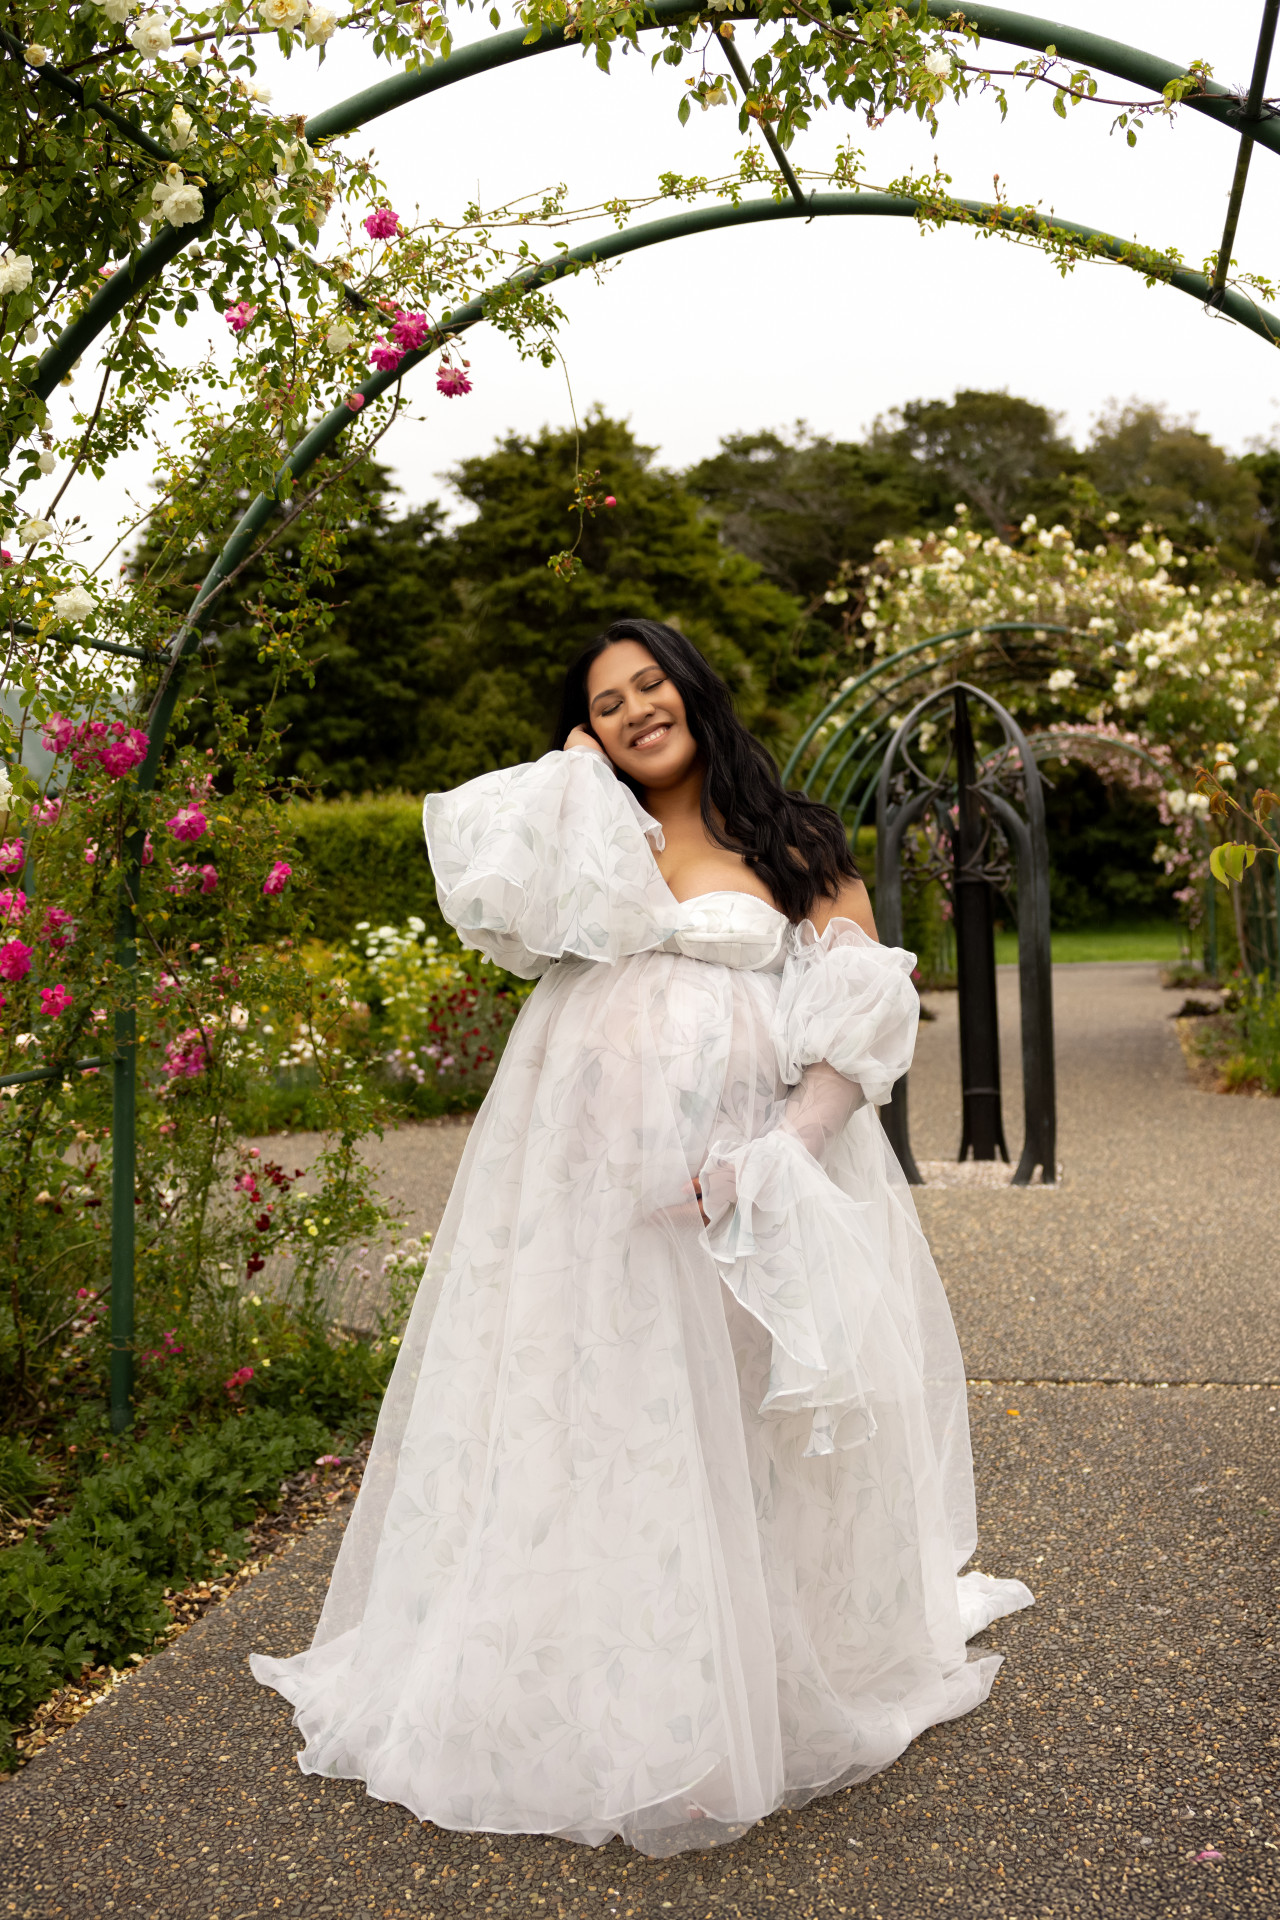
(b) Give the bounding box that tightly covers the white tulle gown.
[251,748,1032,1856]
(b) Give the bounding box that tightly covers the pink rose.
[436,365,472,398]
[40,983,72,1018]
[0,839,23,876]
[390,309,429,352]
[0,937,34,982]
[345,391,366,412]
[362,207,400,239]
[30,797,62,825]
[141,832,155,867]
[0,889,26,923]
[224,300,259,334]
[262,860,292,896]
[167,805,208,843]
[42,907,76,952]
[162,1028,208,1080]
[368,338,402,374]
[40,714,77,755]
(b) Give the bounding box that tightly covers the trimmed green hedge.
[289,793,451,946]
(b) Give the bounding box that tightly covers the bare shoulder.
[807,875,878,941]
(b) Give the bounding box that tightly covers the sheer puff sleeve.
[774,916,919,1108]
[423,749,681,978]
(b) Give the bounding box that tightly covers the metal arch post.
[872,679,1056,1186]
[1207,0,1280,308]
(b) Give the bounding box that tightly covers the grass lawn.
[994,919,1191,966]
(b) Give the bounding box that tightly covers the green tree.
[868,389,1081,534]
[1086,404,1265,577]
[684,426,928,609]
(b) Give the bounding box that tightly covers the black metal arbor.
[874,684,1056,1188]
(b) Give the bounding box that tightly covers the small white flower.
[182,44,201,65]
[1046,667,1076,693]
[25,43,48,66]
[324,318,355,352]
[923,49,950,77]
[95,0,138,19]
[251,82,272,101]
[0,251,34,296]
[129,13,173,57]
[1216,762,1237,783]
[51,584,95,623]
[19,516,52,543]
[259,0,307,23]
[36,448,55,474]
[168,105,193,150]
[304,3,338,44]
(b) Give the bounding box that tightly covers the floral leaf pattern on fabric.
[253,755,1032,1856]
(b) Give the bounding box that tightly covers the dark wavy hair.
[554,618,859,924]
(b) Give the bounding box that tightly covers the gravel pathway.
[3,963,1277,1919]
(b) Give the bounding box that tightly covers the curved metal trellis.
[875,682,1056,1187]
[6,4,1278,1423]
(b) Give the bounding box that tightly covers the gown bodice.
[659,890,791,973]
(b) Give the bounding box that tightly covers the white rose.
[923,49,950,77]
[325,318,355,352]
[37,450,55,474]
[129,13,172,57]
[158,182,204,226]
[1046,667,1076,693]
[278,137,315,176]
[0,251,34,295]
[258,0,307,27]
[304,4,337,44]
[168,105,193,150]
[251,83,272,102]
[19,517,52,543]
[52,585,95,623]
[181,44,201,65]
[97,0,137,20]
[25,43,48,66]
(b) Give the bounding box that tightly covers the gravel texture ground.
[3,963,1277,1920]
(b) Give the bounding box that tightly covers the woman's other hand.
[564,726,608,759]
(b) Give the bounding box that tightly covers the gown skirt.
[251,748,1033,1856]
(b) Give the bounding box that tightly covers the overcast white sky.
[48,2,1280,560]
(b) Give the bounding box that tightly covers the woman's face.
[584,640,700,789]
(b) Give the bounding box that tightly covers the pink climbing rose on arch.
[40,983,72,1018]
[0,839,23,875]
[262,860,292,896]
[167,805,208,843]
[362,206,400,239]
[0,937,34,981]
[224,300,258,333]
[0,888,26,923]
[390,309,429,352]
[368,336,402,374]
[436,364,472,398]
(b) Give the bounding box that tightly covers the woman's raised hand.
[564,726,607,758]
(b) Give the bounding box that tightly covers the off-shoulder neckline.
[670,887,789,921]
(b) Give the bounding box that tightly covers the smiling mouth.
[631,723,671,750]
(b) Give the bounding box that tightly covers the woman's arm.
[809,875,878,941]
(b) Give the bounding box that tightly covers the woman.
[252,617,1031,1856]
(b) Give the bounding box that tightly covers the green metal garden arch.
[6,3,1278,1425]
